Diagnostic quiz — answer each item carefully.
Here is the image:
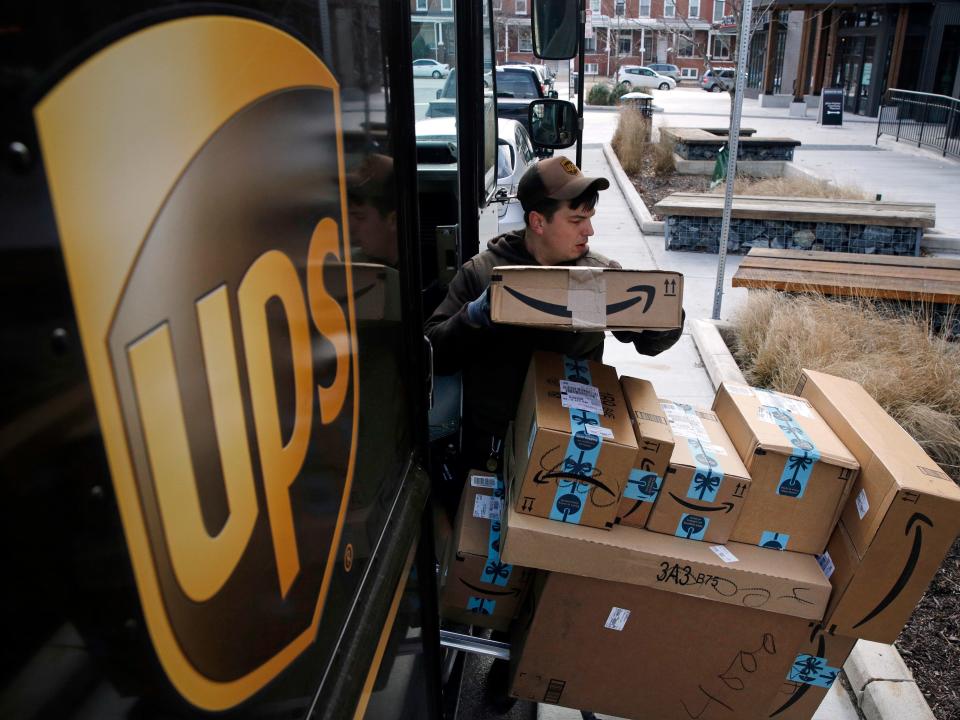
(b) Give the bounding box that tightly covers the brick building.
[411,0,456,65]
[493,0,738,80]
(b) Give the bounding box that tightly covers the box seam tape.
[567,267,606,329]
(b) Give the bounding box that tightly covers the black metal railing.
[877,89,960,159]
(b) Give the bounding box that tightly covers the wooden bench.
[732,248,960,304]
[654,193,936,256]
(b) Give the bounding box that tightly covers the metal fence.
[876,89,960,159]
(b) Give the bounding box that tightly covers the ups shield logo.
[34,17,358,710]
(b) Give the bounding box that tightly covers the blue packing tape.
[760,530,790,550]
[787,654,840,689]
[467,596,497,616]
[764,405,821,499]
[550,357,603,524]
[677,513,709,540]
[685,437,724,502]
[624,467,661,502]
[479,475,513,587]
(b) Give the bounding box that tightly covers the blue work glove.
[465,287,492,328]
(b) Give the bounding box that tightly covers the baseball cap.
[517,156,610,210]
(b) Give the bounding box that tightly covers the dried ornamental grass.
[711,175,869,201]
[731,291,960,470]
[611,107,650,175]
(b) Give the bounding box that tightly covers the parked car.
[501,61,554,92]
[616,65,676,90]
[701,68,736,92]
[415,117,537,232]
[427,66,552,155]
[412,58,450,78]
[646,63,681,82]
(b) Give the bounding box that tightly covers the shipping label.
[856,488,869,519]
[661,401,710,442]
[816,551,835,579]
[559,379,603,414]
[710,545,739,563]
[604,606,631,631]
[470,474,497,489]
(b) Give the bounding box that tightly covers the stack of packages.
[437,266,960,720]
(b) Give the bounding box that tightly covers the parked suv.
[646,63,681,82]
[616,65,676,90]
[701,68,736,92]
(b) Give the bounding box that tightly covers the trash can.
[620,92,653,118]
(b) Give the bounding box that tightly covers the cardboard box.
[645,402,752,544]
[767,627,857,719]
[328,262,400,322]
[500,503,832,620]
[511,572,810,720]
[489,266,683,331]
[439,471,532,631]
[713,382,859,554]
[796,369,960,642]
[616,376,675,528]
[511,352,638,529]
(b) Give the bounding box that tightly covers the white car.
[413,58,450,78]
[415,117,536,233]
[616,65,676,90]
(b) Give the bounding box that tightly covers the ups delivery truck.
[0,1,581,718]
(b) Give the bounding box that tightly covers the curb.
[689,321,940,720]
[601,142,664,236]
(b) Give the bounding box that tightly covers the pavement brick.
[861,680,936,720]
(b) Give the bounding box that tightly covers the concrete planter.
[759,93,793,108]
[602,143,664,236]
[789,101,808,118]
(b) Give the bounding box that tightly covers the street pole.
[710,0,753,321]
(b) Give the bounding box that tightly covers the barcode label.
[604,606,631,631]
[755,389,812,418]
[559,380,603,414]
[585,425,614,438]
[470,474,497,489]
[817,551,835,579]
[855,489,869,520]
[473,495,502,521]
[710,545,739,563]
[661,402,710,442]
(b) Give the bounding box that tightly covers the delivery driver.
[425,156,685,498]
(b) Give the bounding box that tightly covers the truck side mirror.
[528,99,579,149]
[532,0,579,60]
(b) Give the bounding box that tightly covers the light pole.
[711,0,754,320]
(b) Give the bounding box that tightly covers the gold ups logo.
[34,17,358,710]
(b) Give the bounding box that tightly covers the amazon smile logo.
[503,284,656,318]
[853,512,933,629]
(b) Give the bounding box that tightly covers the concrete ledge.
[690,319,747,389]
[844,640,914,702]
[861,681,936,720]
[602,142,664,235]
[921,230,960,255]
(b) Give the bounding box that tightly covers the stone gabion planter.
[665,215,921,255]
[674,141,798,162]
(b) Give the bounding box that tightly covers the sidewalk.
[580,87,960,238]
